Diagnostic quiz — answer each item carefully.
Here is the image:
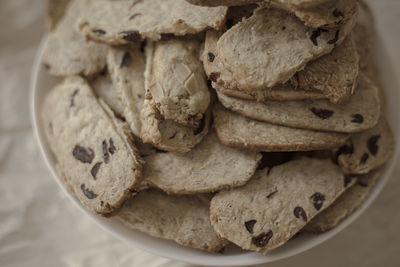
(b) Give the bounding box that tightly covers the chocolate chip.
[328,30,340,45]
[102,140,109,164]
[129,13,141,20]
[310,28,328,46]
[344,175,354,187]
[108,138,116,154]
[218,247,225,254]
[90,162,102,180]
[351,114,364,123]
[266,189,278,199]
[252,231,273,247]
[368,135,381,156]
[120,52,132,68]
[294,207,307,221]
[208,52,215,63]
[360,153,369,164]
[80,184,98,199]
[244,220,257,234]
[332,9,344,18]
[310,107,334,119]
[72,145,94,164]
[209,72,220,82]
[357,181,369,187]
[120,30,142,42]
[282,26,286,30]
[70,89,79,107]
[92,29,106,35]
[310,192,325,210]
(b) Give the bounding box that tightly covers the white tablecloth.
[0,1,399,266]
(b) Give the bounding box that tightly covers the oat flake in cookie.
[210,157,354,254]
[42,76,143,215]
[79,0,227,45]
[43,0,108,77]
[116,190,228,252]
[216,6,356,91]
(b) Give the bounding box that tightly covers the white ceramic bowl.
[30,33,400,266]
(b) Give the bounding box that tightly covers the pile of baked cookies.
[42,0,394,254]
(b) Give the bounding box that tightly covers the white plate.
[30,34,400,266]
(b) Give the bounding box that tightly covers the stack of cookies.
[42,0,394,254]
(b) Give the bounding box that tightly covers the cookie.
[146,40,210,127]
[107,45,145,137]
[42,76,143,215]
[304,168,384,233]
[46,0,71,31]
[186,0,259,6]
[213,83,325,101]
[213,105,349,152]
[217,74,381,133]
[203,30,326,102]
[337,118,394,175]
[272,0,359,29]
[140,98,210,153]
[210,157,353,254]
[43,0,108,77]
[116,190,227,252]
[216,6,356,91]
[142,131,262,194]
[91,70,124,116]
[293,34,359,104]
[205,29,358,103]
[79,0,227,45]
